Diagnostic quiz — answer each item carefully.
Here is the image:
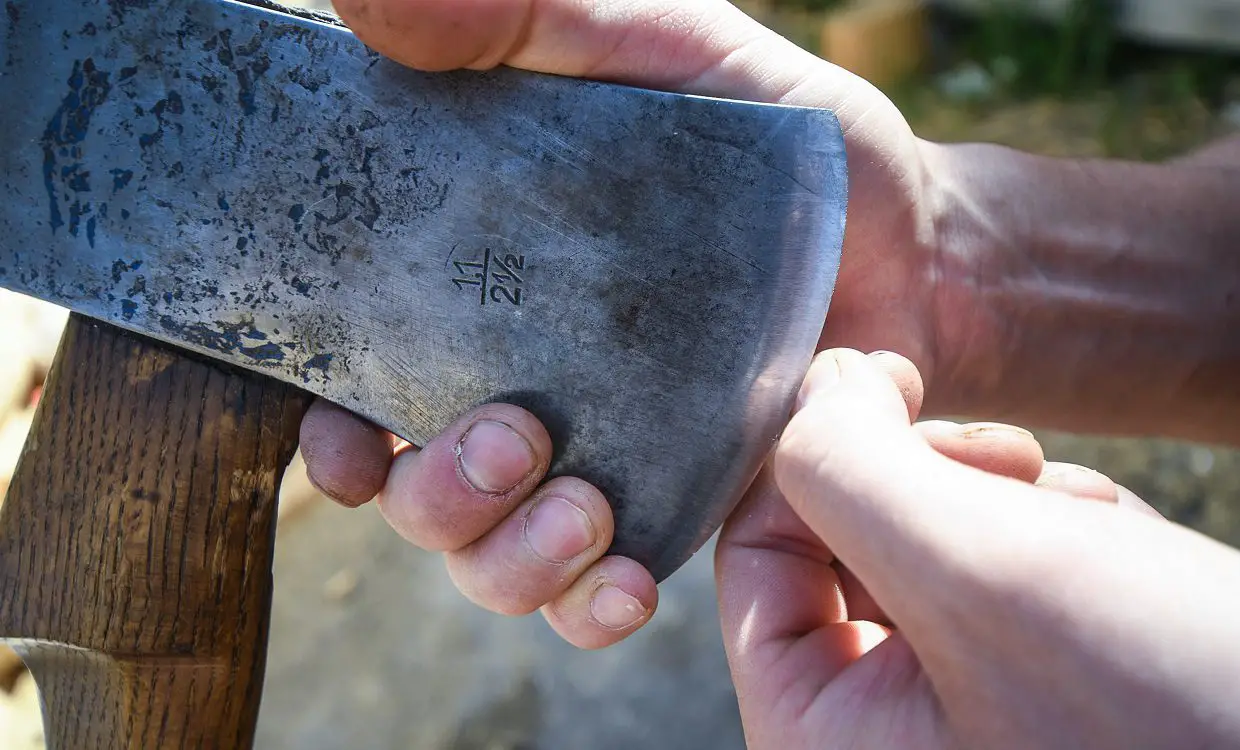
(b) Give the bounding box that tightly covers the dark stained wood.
[0,314,310,749]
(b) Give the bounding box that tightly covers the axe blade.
[0,0,846,581]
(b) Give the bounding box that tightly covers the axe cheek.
[0,0,847,581]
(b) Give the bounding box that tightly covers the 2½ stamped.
[451,249,525,306]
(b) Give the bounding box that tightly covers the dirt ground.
[1,3,1239,749]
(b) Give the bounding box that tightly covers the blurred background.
[2,0,1239,747]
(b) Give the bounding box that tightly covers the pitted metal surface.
[0,0,847,580]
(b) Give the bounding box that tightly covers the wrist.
[913,138,1240,441]
[914,139,1011,420]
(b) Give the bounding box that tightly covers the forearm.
[923,137,1240,445]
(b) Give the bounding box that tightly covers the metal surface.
[0,0,847,581]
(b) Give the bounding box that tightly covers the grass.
[768,0,848,10]
[894,0,1240,159]
[955,0,1119,97]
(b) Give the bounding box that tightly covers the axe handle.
[0,314,310,749]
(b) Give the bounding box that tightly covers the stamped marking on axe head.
[0,0,847,581]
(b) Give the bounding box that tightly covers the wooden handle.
[0,314,310,749]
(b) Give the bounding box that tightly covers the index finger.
[329,0,856,104]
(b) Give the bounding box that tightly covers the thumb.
[773,348,1050,629]
[774,350,1240,750]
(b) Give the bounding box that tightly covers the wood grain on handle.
[0,314,310,749]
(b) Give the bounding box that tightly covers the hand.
[716,349,1240,749]
[301,0,953,646]
[326,0,945,369]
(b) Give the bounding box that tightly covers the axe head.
[0,0,847,581]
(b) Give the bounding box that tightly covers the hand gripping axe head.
[0,0,847,581]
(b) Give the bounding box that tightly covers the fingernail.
[590,585,646,629]
[917,420,964,437]
[1042,463,1101,480]
[962,423,1034,440]
[456,420,536,493]
[797,350,843,409]
[524,496,595,563]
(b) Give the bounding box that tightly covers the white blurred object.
[282,0,336,11]
[1221,100,1240,129]
[0,290,68,371]
[278,450,326,525]
[1190,447,1216,477]
[0,672,44,750]
[0,407,34,497]
[936,62,995,100]
[0,290,68,424]
[930,0,1240,52]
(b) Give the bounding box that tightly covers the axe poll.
[0,0,847,746]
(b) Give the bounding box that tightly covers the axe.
[0,0,847,746]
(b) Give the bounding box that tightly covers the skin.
[295,0,1240,746]
[927,143,1240,442]
[725,349,1240,749]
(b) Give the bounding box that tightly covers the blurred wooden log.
[822,0,927,87]
[733,0,928,88]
